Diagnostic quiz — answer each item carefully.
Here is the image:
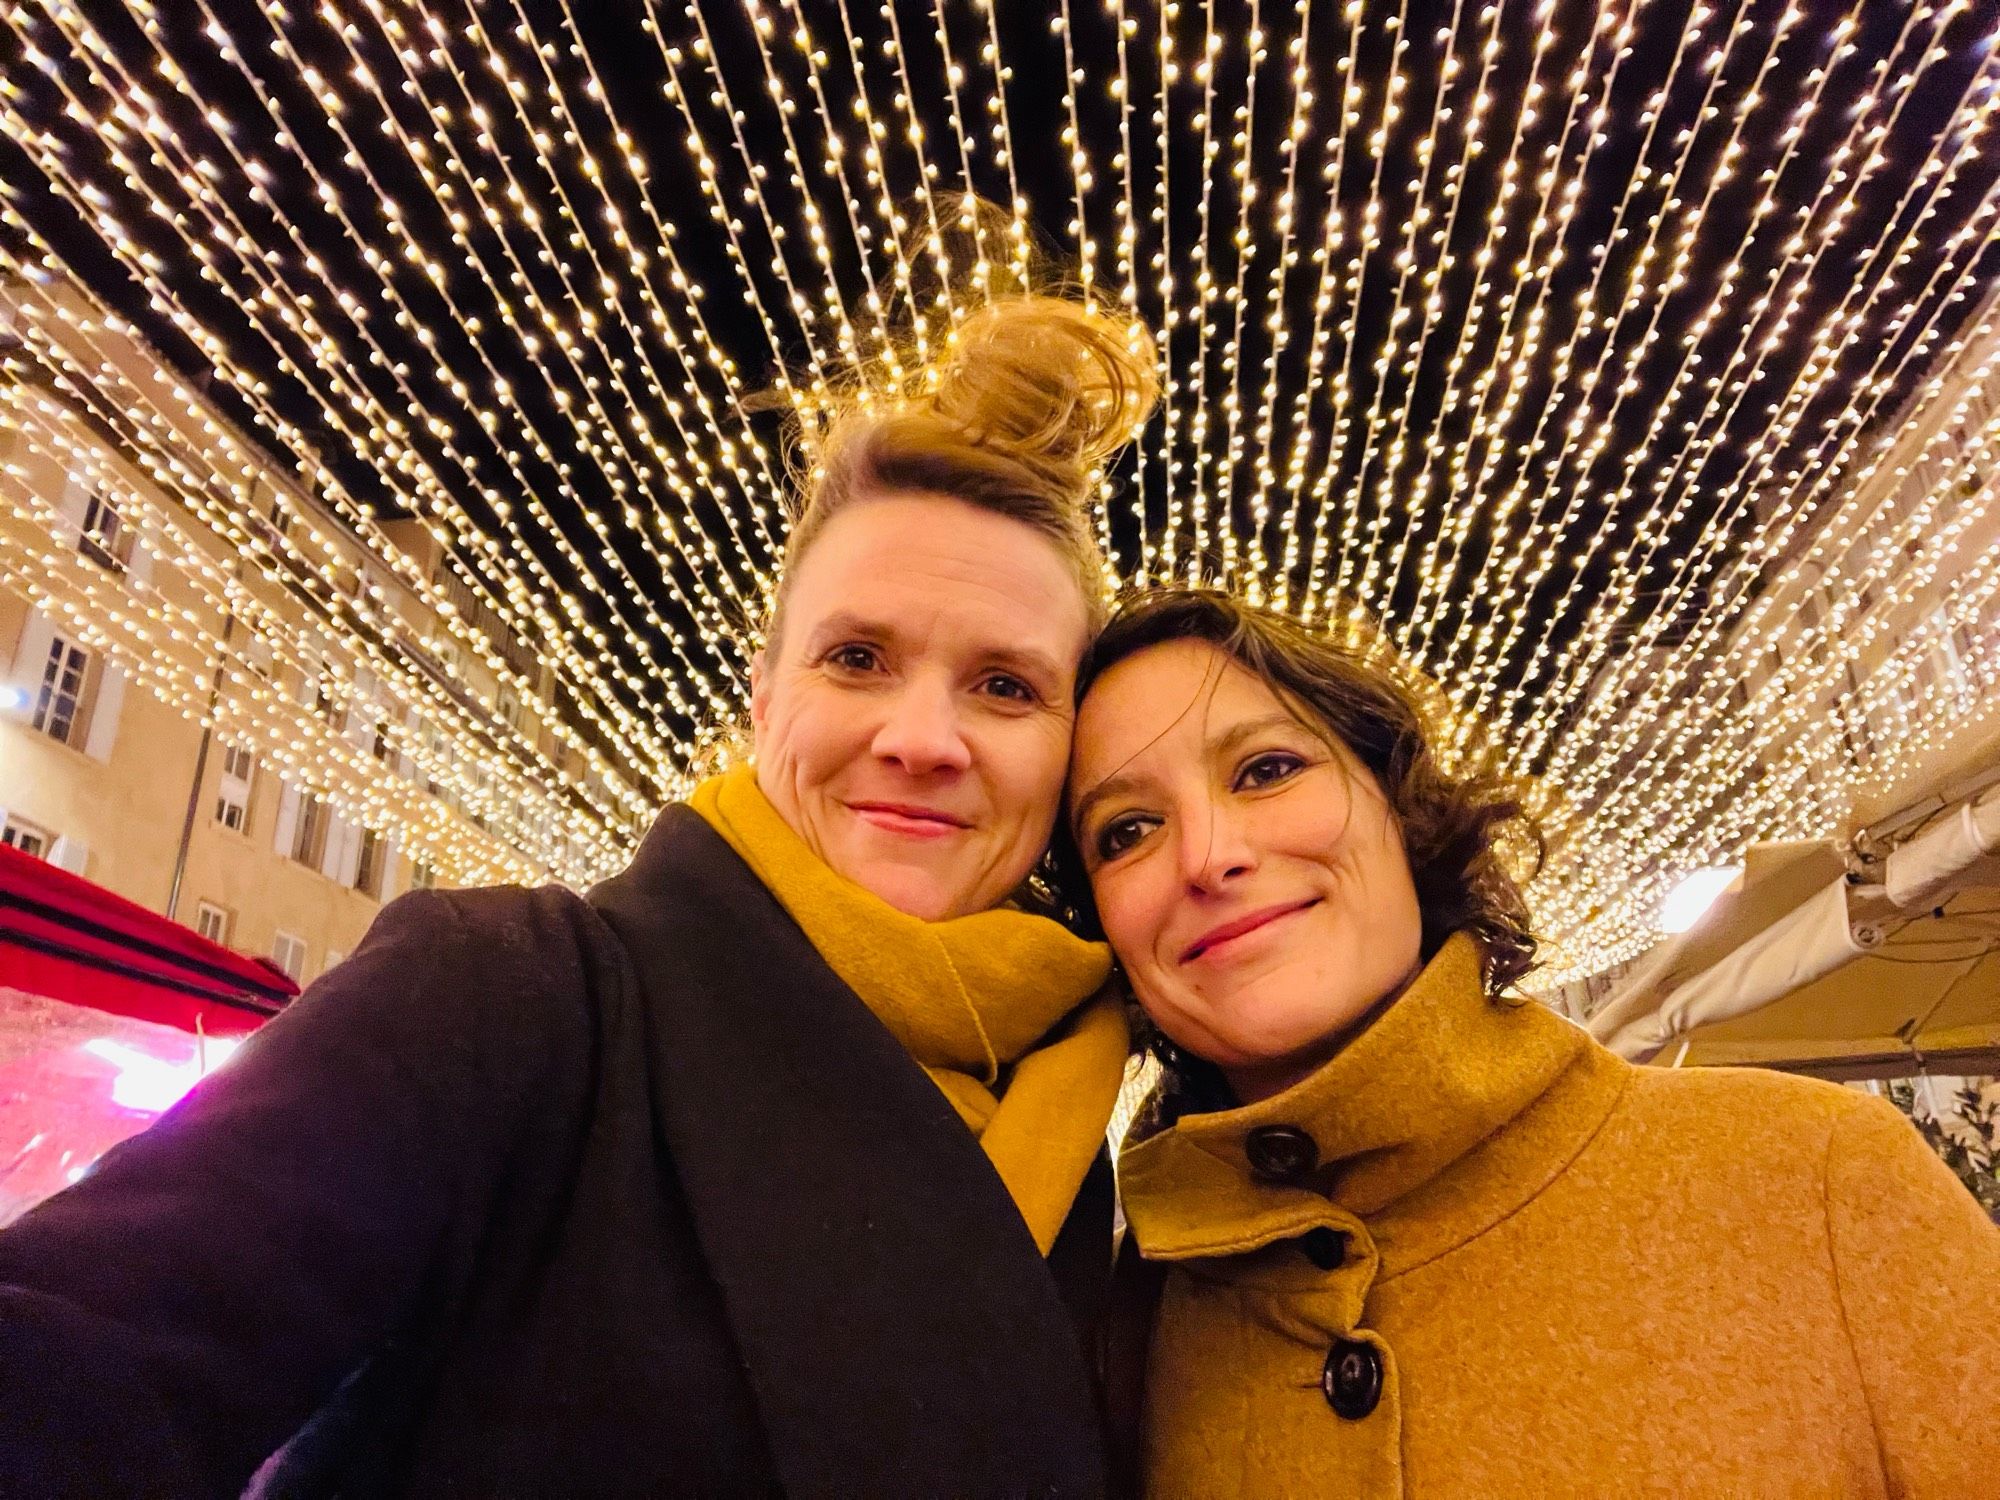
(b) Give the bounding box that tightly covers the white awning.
[1590,877,1878,1063]
[1583,757,2000,1079]
[1885,786,2000,911]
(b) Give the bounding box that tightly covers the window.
[77,492,130,572]
[193,901,231,945]
[1,818,50,860]
[296,638,340,728]
[31,636,91,747]
[354,827,386,900]
[1919,606,1974,707]
[410,857,437,891]
[271,930,306,982]
[248,495,291,553]
[422,720,447,795]
[470,764,493,833]
[291,793,330,868]
[214,744,255,832]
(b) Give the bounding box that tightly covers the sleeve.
[0,886,594,1499]
[1823,1092,2000,1497]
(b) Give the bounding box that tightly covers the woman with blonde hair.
[1068,588,2000,1497]
[0,289,1156,1498]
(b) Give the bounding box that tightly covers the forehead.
[1072,639,1297,780]
[782,493,1090,660]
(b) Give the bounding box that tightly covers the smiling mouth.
[847,802,972,839]
[1181,899,1322,964]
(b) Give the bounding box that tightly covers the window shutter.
[317,810,344,879]
[7,609,54,696]
[398,706,421,778]
[273,781,300,856]
[129,535,155,586]
[48,836,87,875]
[338,821,364,887]
[323,814,363,885]
[82,663,126,762]
[296,634,323,709]
[345,668,376,750]
[53,476,91,549]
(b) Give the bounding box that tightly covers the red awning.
[0,841,298,1038]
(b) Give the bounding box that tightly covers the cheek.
[1093,868,1168,974]
[1329,811,1423,966]
[1360,811,1420,912]
[763,684,867,781]
[986,724,1069,828]
[1292,791,1358,858]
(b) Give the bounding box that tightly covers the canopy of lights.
[1,0,1996,983]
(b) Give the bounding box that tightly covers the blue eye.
[1236,752,1305,790]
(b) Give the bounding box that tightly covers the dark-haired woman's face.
[1069,640,1423,1103]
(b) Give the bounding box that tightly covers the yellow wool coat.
[1117,934,2000,1497]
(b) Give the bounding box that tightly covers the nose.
[1180,798,1257,891]
[870,678,973,777]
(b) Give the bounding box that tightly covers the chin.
[1207,996,1364,1069]
[847,863,963,921]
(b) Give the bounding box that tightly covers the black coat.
[0,808,1117,1498]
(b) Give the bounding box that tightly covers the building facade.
[1,275,640,986]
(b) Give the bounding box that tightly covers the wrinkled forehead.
[777,493,1093,666]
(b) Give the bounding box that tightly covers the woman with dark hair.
[1066,588,2000,1497]
[0,292,1156,1499]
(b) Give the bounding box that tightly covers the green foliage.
[1886,1077,2000,1221]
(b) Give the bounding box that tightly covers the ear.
[748,649,769,735]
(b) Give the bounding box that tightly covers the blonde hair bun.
[774,290,1160,631]
[918,296,1159,503]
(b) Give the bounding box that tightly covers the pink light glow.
[80,1035,243,1114]
[2,989,271,1226]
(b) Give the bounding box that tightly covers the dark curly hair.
[1059,588,1543,998]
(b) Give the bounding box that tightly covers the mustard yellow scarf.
[690,764,1130,1254]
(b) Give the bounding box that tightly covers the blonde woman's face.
[752,493,1091,921]
[1069,640,1424,1102]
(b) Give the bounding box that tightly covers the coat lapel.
[589,807,1108,1499]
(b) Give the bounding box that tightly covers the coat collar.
[1119,934,1631,1279]
[588,806,1108,1498]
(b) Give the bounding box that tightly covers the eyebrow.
[1070,710,1307,833]
[801,612,1069,687]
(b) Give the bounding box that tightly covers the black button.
[1322,1339,1384,1419]
[1299,1227,1347,1270]
[1244,1125,1318,1183]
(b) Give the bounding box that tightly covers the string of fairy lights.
[1,0,1997,981]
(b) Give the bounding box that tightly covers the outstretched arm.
[0,886,592,1498]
